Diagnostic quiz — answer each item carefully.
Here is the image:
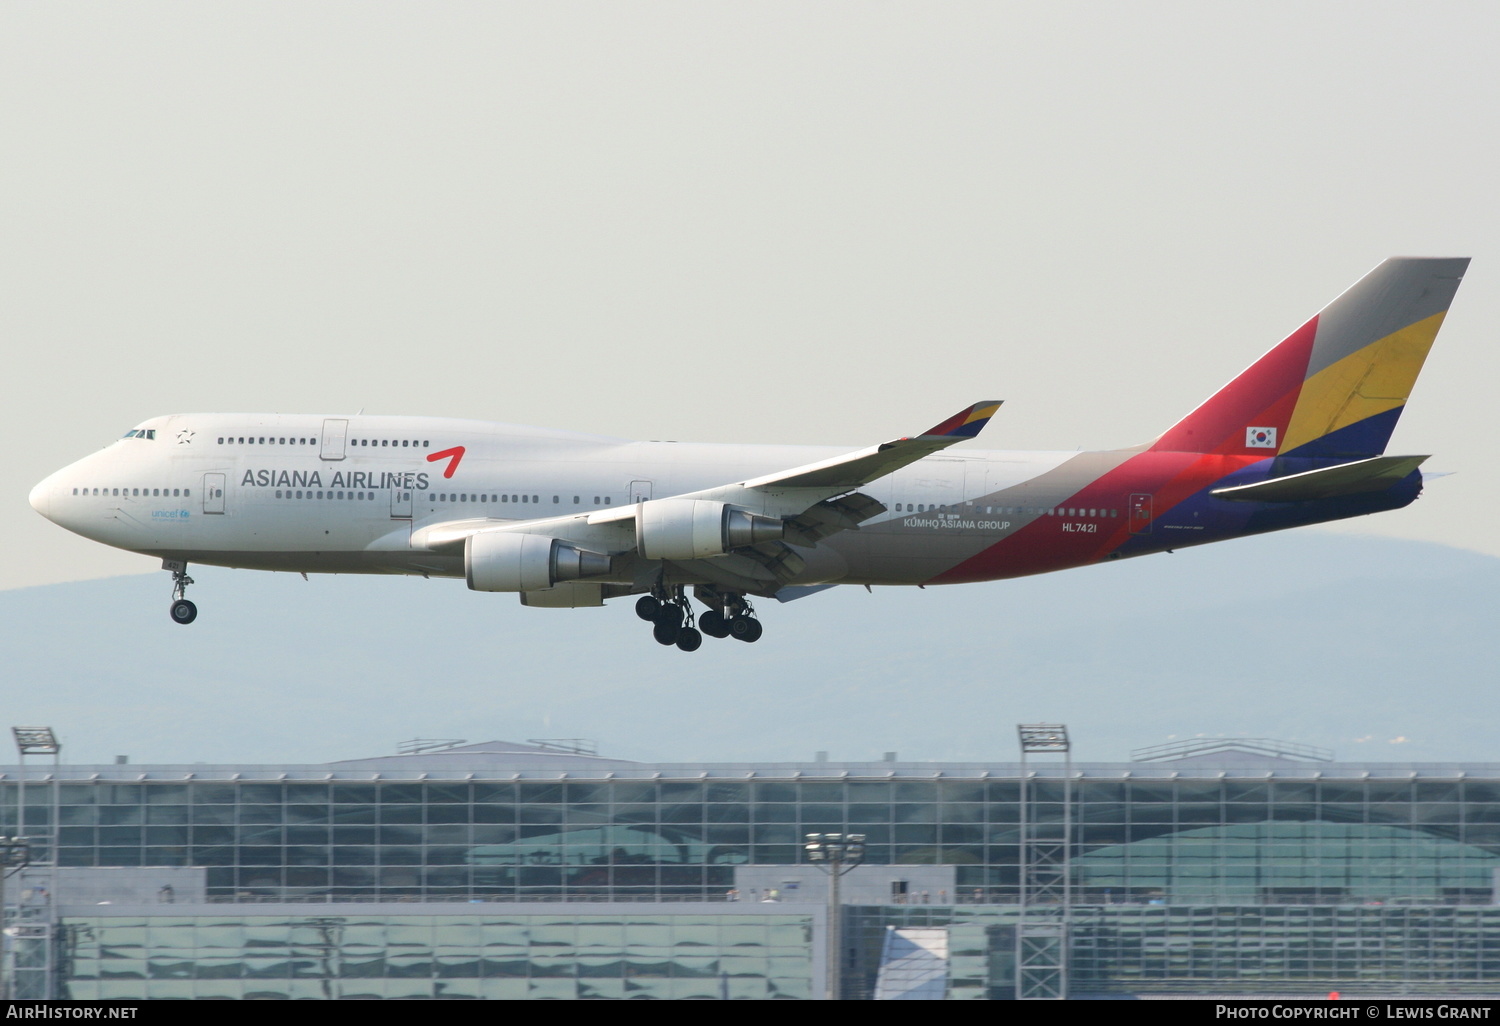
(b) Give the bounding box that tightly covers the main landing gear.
[635,589,701,652]
[634,587,762,651]
[700,588,763,643]
[164,560,197,625]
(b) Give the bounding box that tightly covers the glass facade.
[848,905,1500,998]
[7,752,1500,998]
[3,761,1497,905]
[58,910,818,1000]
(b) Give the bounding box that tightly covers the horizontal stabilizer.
[1210,455,1428,503]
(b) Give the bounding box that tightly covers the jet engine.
[636,499,784,560]
[465,532,612,592]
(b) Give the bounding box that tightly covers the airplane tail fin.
[1151,258,1468,458]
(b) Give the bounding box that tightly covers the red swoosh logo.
[426,446,465,479]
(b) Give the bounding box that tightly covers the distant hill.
[2,531,1495,766]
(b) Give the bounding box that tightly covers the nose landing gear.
[164,560,197,625]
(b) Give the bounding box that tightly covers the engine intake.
[466,532,612,592]
[636,499,785,560]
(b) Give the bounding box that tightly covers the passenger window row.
[897,503,1121,517]
[73,488,189,498]
[275,491,376,501]
[427,494,615,506]
[215,436,433,448]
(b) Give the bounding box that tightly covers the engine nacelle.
[465,532,612,592]
[636,499,785,560]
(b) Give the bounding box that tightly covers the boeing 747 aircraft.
[30,257,1467,651]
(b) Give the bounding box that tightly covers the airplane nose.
[28,477,51,519]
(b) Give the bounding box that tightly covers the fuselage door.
[203,473,226,515]
[390,487,412,519]
[963,460,988,512]
[630,479,653,504]
[1129,493,1153,534]
[320,419,349,461]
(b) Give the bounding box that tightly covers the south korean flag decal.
[1245,426,1278,448]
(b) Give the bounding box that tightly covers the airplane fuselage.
[28,259,1465,645]
[28,411,1420,592]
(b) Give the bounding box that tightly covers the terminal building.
[3,734,1500,999]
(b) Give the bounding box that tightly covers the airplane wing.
[738,401,1002,492]
[411,400,1001,593]
[666,399,1000,509]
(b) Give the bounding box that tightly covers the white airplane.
[30,258,1467,651]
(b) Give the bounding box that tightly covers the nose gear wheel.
[164,560,199,626]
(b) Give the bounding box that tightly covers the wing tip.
[922,400,1003,439]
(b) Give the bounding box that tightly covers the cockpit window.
[121,429,157,440]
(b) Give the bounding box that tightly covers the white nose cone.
[28,476,51,519]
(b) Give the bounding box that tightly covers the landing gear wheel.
[699,610,729,638]
[729,615,762,643]
[652,620,681,646]
[165,560,198,624]
[675,627,702,652]
[635,596,660,622]
[653,604,681,628]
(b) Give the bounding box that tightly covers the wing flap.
[782,492,887,547]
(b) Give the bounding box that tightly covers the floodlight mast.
[0,838,30,999]
[1016,723,1072,1000]
[8,727,58,999]
[11,728,60,859]
[805,832,865,1000]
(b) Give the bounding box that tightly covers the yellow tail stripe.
[1280,311,1446,453]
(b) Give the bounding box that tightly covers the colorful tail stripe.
[1152,258,1467,458]
[923,401,1003,439]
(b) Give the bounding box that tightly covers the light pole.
[805,832,864,1001]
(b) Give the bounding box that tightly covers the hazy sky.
[7,3,1500,589]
